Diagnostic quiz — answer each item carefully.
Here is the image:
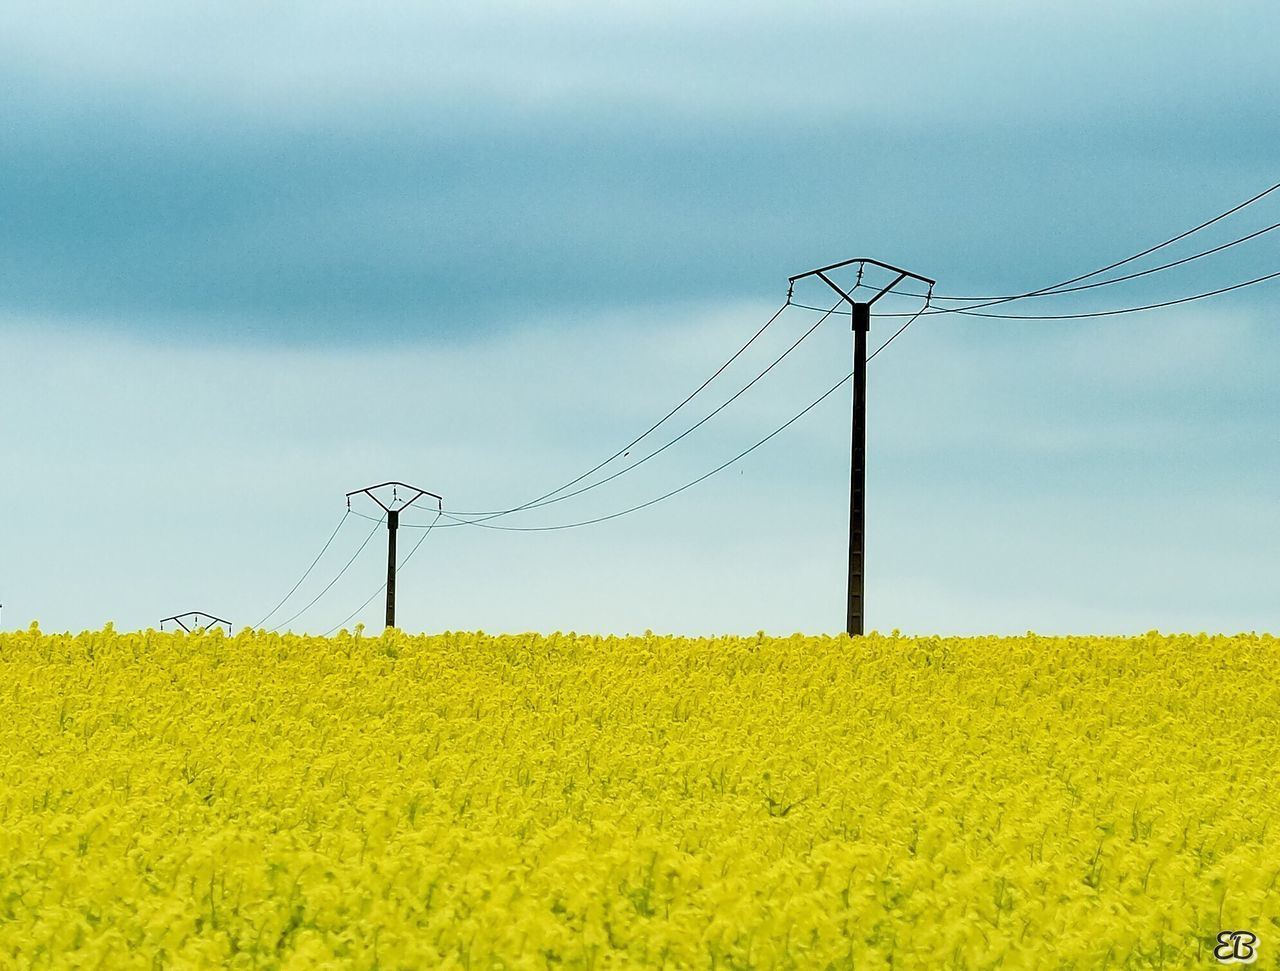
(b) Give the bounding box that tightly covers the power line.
[357,245,1259,539]
[321,510,444,636]
[792,266,1280,321]
[346,294,898,536]
[787,181,1279,309]
[923,219,1280,305]
[398,299,933,534]
[435,372,851,532]
[338,191,1277,539]
[867,287,934,362]
[934,268,1280,320]
[443,299,842,520]
[321,582,386,638]
[249,510,350,629]
[252,183,1280,633]
[434,300,792,526]
[889,179,1280,306]
[266,513,385,632]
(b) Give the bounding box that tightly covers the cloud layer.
[3,2,1278,340]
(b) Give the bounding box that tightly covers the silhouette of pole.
[346,481,442,630]
[788,258,935,636]
[851,301,869,639]
[385,509,399,628]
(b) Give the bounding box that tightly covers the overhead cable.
[867,286,934,362]
[792,266,1280,321]
[443,299,843,520]
[921,219,1280,305]
[895,179,1280,307]
[267,513,385,632]
[384,298,933,534]
[932,268,1280,319]
[321,510,444,636]
[249,510,350,629]
[447,300,792,526]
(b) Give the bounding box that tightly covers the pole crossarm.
[789,257,936,289]
[346,481,443,514]
[159,611,232,633]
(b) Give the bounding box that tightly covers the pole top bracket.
[790,257,935,308]
[346,481,443,514]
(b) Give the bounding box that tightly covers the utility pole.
[160,611,232,634]
[788,258,935,637]
[346,481,443,629]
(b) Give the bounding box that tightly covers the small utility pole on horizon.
[788,258,935,638]
[346,481,443,630]
[160,611,232,634]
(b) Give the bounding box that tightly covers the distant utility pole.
[788,258,935,637]
[346,481,443,629]
[160,611,232,634]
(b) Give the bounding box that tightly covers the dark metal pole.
[385,509,399,629]
[849,302,870,637]
[789,258,932,636]
[347,482,441,633]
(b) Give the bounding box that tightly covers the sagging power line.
[887,178,1280,306]
[434,300,794,526]
[250,511,351,630]
[382,188,1278,538]
[420,186,1280,536]
[265,515,385,633]
[370,303,933,536]
[245,298,816,633]
[790,267,1280,320]
[321,510,445,636]
[442,300,843,520]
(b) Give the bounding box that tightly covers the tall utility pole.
[788,258,935,637]
[160,611,232,634]
[346,481,443,629]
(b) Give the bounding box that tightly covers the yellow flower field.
[0,624,1276,969]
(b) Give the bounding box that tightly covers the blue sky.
[2,2,1277,635]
